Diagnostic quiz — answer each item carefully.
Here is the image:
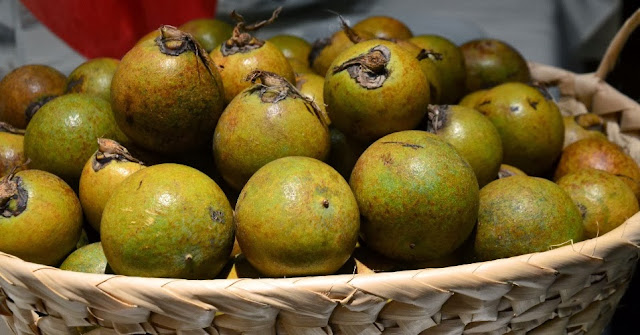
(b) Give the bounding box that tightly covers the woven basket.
[2,9,640,335]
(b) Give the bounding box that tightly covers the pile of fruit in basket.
[0,9,638,280]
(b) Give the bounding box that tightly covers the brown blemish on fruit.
[322,199,329,208]
[509,105,520,113]
[409,243,416,249]
[137,180,143,190]
[0,172,28,218]
[478,100,491,106]
[25,95,56,123]
[382,153,394,166]
[209,206,225,223]
[577,203,587,219]
[222,7,281,56]
[380,141,424,149]
[332,45,391,89]
[416,49,443,61]
[528,99,539,110]
[66,77,84,92]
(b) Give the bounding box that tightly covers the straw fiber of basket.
[1,9,640,335]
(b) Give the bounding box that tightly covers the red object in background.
[20,0,217,59]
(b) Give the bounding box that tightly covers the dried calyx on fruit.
[92,138,144,172]
[156,25,214,77]
[245,70,329,126]
[222,7,282,56]
[332,45,390,89]
[0,167,28,218]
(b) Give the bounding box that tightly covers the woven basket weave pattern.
[2,9,640,335]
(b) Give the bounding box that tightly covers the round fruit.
[460,39,531,92]
[458,89,488,108]
[59,242,109,274]
[111,25,225,154]
[410,35,466,103]
[178,18,234,52]
[0,64,66,128]
[213,71,330,190]
[324,39,431,143]
[557,169,639,239]
[473,175,583,261]
[350,130,479,263]
[425,105,503,187]
[0,122,26,177]
[210,8,295,104]
[475,82,564,176]
[554,137,640,200]
[79,139,145,232]
[235,156,359,277]
[0,169,83,266]
[100,163,234,279]
[353,15,412,40]
[498,164,527,179]
[289,58,314,74]
[268,34,312,65]
[563,113,606,148]
[66,58,119,101]
[400,43,442,104]
[24,94,124,186]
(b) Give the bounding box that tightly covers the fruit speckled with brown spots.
[0,169,83,266]
[59,242,109,274]
[111,25,225,154]
[66,58,119,102]
[473,175,583,261]
[350,130,479,263]
[235,156,359,277]
[460,39,531,92]
[100,163,234,279]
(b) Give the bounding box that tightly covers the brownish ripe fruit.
[554,137,640,200]
[0,64,66,128]
[0,169,83,266]
[66,58,119,102]
[473,175,583,261]
[79,139,145,232]
[210,8,295,104]
[0,122,26,177]
[460,39,531,92]
[353,15,413,40]
[213,71,330,190]
[350,130,479,263]
[235,156,360,277]
[178,18,234,52]
[324,39,430,143]
[557,169,639,239]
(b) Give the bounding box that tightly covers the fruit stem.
[92,138,144,172]
[224,7,282,52]
[0,122,25,135]
[328,10,366,44]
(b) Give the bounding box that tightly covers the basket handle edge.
[595,8,640,80]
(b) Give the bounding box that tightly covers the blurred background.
[0,0,638,334]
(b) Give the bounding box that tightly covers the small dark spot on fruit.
[528,99,539,110]
[209,206,225,223]
[409,243,415,249]
[577,203,587,219]
[510,105,520,113]
[137,180,143,190]
[382,153,393,166]
[381,141,423,149]
[478,100,491,106]
[322,199,329,208]
[185,254,193,262]
[126,114,134,124]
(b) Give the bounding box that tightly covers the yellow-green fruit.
[458,89,487,107]
[473,176,583,261]
[23,94,124,186]
[425,105,503,187]
[66,58,119,102]
[78,147,145,232]
[100,164,234,279]
[268,34,312,65]
[210,41,295,104]
[410,35,467,103]
[324,39,431,143]
[350,130,479,263]
[475,82,564,176]
[563,114,606,148]
[353,16,412,40]
[59,242,109,274]
[178,18,233,52]
[498,164,527,179]
[213,76,330,191]
[396,40,442,104]
[235,156,359,277]
[0,123,26,177]
[0,169,83,266]
[289,58,314,74]
[557,169,639,239]
[309,29,373,77]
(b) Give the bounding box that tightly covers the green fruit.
[473,176,583,261]
[268,34,312,65]
[66,58,119,101]
[409,35,466,103]
[350,130,479,263]
[0,169,83,266]
[353,16,413,40]
[460,39,531,92]
[111,25,225,154]
[425,105,503,187]
[0,64,66,129]
[324,39,431,143]
[557,169,639,239]
[78,139,145,232]
[475,82,564,176]
[178,18,233,52]
[24,94,124,185]
[0,122,26,177]
[59,242,109,274]
[213,71,330,191]
[235,156,359,277]
[100,163,234,279]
